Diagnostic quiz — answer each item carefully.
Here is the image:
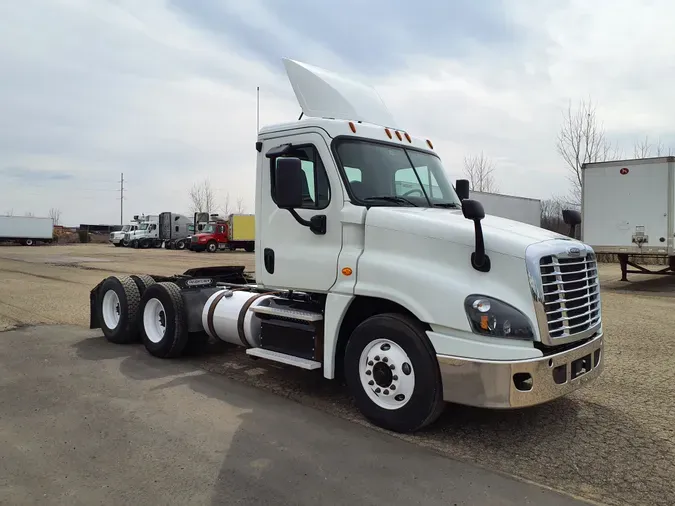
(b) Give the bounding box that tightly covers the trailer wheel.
[206,240,218,253]
[97,275,142,344]
[23,239,34,246]
[344,313,445,433]
[140,282,189,358]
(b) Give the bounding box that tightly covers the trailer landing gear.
[618,253,675,281]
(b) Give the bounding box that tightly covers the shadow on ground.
[74,334,674,506]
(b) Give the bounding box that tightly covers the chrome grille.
[539,253,600,339]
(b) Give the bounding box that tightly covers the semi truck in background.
[0,216,54,246]
[582,156,675,280]
[110,218,142,247]
[159,212,196,250]
[189,214,255,252]
[89,58,604,434]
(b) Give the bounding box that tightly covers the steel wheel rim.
[143,298,167,343]
[101,290,121,329]
[359,338,415,410]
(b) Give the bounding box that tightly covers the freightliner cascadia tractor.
[89,58,603,433]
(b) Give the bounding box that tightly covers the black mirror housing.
[274,157,304,209]
[455,179,470,201]
[461,199,485,221]
[562,209,581,227]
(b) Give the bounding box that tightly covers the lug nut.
[366,370,371,376]
[368,380,374,386]
[390,384,396,390]
[382,357,388,363]
[374,356,380,361]
[368,361,374,366]
[393,375,398,381]
[389,364,395,370]
[383,390,389,395]
[375,388,381,393]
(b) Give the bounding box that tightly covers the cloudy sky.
[1,0,673,226]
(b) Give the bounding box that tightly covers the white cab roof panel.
[282,58,398,129]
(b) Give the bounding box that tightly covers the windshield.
[204,224,216,233]
[335,139,461,208]
[121,225,130,232]
[138,223,148,230]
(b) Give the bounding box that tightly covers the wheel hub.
[359,339,415,410]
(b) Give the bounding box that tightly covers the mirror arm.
[471,220,491,272]
[288,209,326,235]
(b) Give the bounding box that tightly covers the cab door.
[257,131,344,292]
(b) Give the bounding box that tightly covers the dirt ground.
[1,243,674,506]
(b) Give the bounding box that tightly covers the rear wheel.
[206,241,218,253]
[176,240,186,250]
[140,239,151,249]
[113,242,122,247]
[344,313,445,433]
[140,282,189,358]
[23,239,34,246]
[97,275,142,344]
[130,274,156,298]
[244,243,254,253]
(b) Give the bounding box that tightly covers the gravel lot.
[1,243,674,506]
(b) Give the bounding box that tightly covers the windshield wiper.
[434,202,460,208]
[363,196,418,207]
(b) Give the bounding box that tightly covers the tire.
[244,243,254,253]
[176,240,186,250]
[113,242,122,247]
[97,275,142,344]
[165,241,174,250]
[132,240,139,249]
[122,239,130,247]
[206,241,218,253]
[24,239,34,246]
[344,313,445,433]
[140,282,189,358]
[130,274,156,298]
[140,239,150,249]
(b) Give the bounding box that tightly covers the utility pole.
[119,172,125,225]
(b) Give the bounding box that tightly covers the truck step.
[246,348,322,370]
[250,305,323,322]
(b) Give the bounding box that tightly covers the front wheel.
[344,313,445,433]
[206,241,218,253]
[23,239,34,246]
[176,240,186,250]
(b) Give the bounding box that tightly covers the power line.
[118,172,125,225]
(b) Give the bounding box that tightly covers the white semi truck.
[88,58,604,433]
[110,219,142,247]
[0,216,53,246]
[582,156,675,280]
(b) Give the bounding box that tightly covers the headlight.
[464,295,534,340]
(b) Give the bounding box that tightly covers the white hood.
[365,207,570,258]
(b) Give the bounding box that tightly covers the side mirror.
[461,199,490,272]
[562,209,581,238]
[461,198,485,221]
[455,179,470,201]
[274,157,304,209]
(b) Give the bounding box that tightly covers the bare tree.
[48,207,62,226]
[235,197,246,214]
[3,209,13,216]
[188,179,217,215]
[633,135,672,158]
[463,151,498,192]
[24,211,34,217]
[556,98,621,205]
[222,192,231,216]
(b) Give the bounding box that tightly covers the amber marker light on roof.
[404,132,411,143]
[384,128,392,139]
[349,121,356,133]
[395,130,402,141]
[426,139,434,149]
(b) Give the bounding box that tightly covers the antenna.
[256,86,260,133]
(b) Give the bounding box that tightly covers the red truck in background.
[189,214,255,253]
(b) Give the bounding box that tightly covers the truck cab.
[127,215,160,249]
[90,58,604,433]
[190,220,227,252]
[110,223,139,247]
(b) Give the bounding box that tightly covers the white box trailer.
[582,156,675,280]
[0,216,54,246]
[469,190,541,227]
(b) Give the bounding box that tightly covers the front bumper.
[190,243,206,252]
[436,332,603,408]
